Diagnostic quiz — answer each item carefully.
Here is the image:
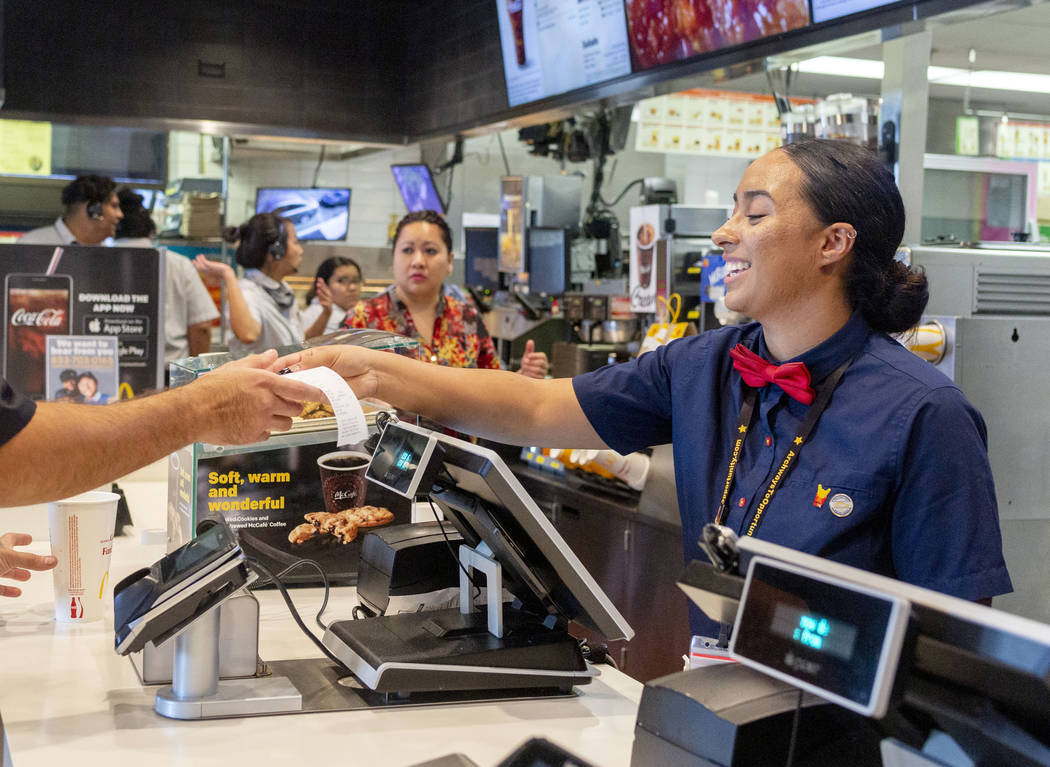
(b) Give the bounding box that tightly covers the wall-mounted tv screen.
[390,164,446,215]
[496,0,633,107]
[255,187,350,241]
[811,0,901,23]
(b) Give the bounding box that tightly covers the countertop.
[0,464,644,767]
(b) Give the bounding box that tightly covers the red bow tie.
[730,344,815,405]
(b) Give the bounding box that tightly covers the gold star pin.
[738,425,747,433]
[794,436,804,445]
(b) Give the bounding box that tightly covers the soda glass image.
[4,273,73,399]
[507,0,526,66]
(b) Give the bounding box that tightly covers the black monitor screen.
[527,227,569,296]
[366,427,434,498]
[391,164,445,215]
[464,227,500,292]
[255,188,351,241]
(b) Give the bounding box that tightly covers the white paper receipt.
[285,366,368,446]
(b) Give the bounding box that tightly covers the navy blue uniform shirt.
[573,312,1012,636]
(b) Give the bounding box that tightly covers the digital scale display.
[730,557,910,718]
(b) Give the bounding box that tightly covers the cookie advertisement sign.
[170,436,410,584]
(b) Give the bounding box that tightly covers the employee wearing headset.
[193,213,307,356]
[19,174,124,245]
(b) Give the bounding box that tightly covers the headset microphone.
[269,225,287,260]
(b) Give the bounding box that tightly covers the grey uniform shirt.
[226,269,304,356]
[113,238,220,362]
[18,218,76,244]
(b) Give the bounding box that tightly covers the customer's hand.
[517,340,549,379]
[187,350,325,445]
[0,533,57,599]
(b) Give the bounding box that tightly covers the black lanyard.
[715,357,853,537]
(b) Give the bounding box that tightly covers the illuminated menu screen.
[497,0,632,107]
[811,0,900,23]
[624,0,810,71]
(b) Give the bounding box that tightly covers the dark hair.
[61,174,116,209]
[76,371,98,385]
[59,369,77,382]
[305,256,362,304]
[222,213,290,269]
[114,187,156,239]
[391,210,453,255]
[778,139,928,333]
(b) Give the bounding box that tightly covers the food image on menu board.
[625,0,810,70]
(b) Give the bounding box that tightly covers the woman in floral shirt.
[342,210,548,378]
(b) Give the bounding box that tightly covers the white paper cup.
[47,491,119,623]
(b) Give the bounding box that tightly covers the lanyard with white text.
[714,358,853,536]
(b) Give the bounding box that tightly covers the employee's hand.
[518,340,549,379]
[0,533,57,599]
[187,350,326,445]
[271,345,380,400]
[193,255,236,287]
[315,278,333,311]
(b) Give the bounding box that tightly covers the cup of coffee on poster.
[47,491,119,623]
[317,451,370,514]
[630,205,661,313]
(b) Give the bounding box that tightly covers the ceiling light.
[796,56,1050,95]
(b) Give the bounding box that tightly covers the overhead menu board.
[497,0,632,107]
[811,0,901,23]
[497,0,945,110]
[625,0,810,70]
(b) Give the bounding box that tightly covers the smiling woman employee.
[194,213,306,356]
[276,140,1011,637]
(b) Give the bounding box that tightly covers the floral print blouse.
[342,284,500,370]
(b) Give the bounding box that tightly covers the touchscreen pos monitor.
[114,519,250,655]
[323,419,633,694]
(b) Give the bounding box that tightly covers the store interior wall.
[173,121,755,285]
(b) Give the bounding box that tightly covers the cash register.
[321,418,634,693]
[631,524,1050,766]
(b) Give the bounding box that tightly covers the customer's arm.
[193,255,261,344]
[0,351,322,506]
[274,345,607,448]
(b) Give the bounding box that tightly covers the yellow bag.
[639,294,695,355]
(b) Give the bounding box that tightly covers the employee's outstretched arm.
[274,345,609,449]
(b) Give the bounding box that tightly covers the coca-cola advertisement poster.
[0,245,162,400]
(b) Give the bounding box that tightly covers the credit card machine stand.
[128,591,261,685]
[114,520,302,719]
